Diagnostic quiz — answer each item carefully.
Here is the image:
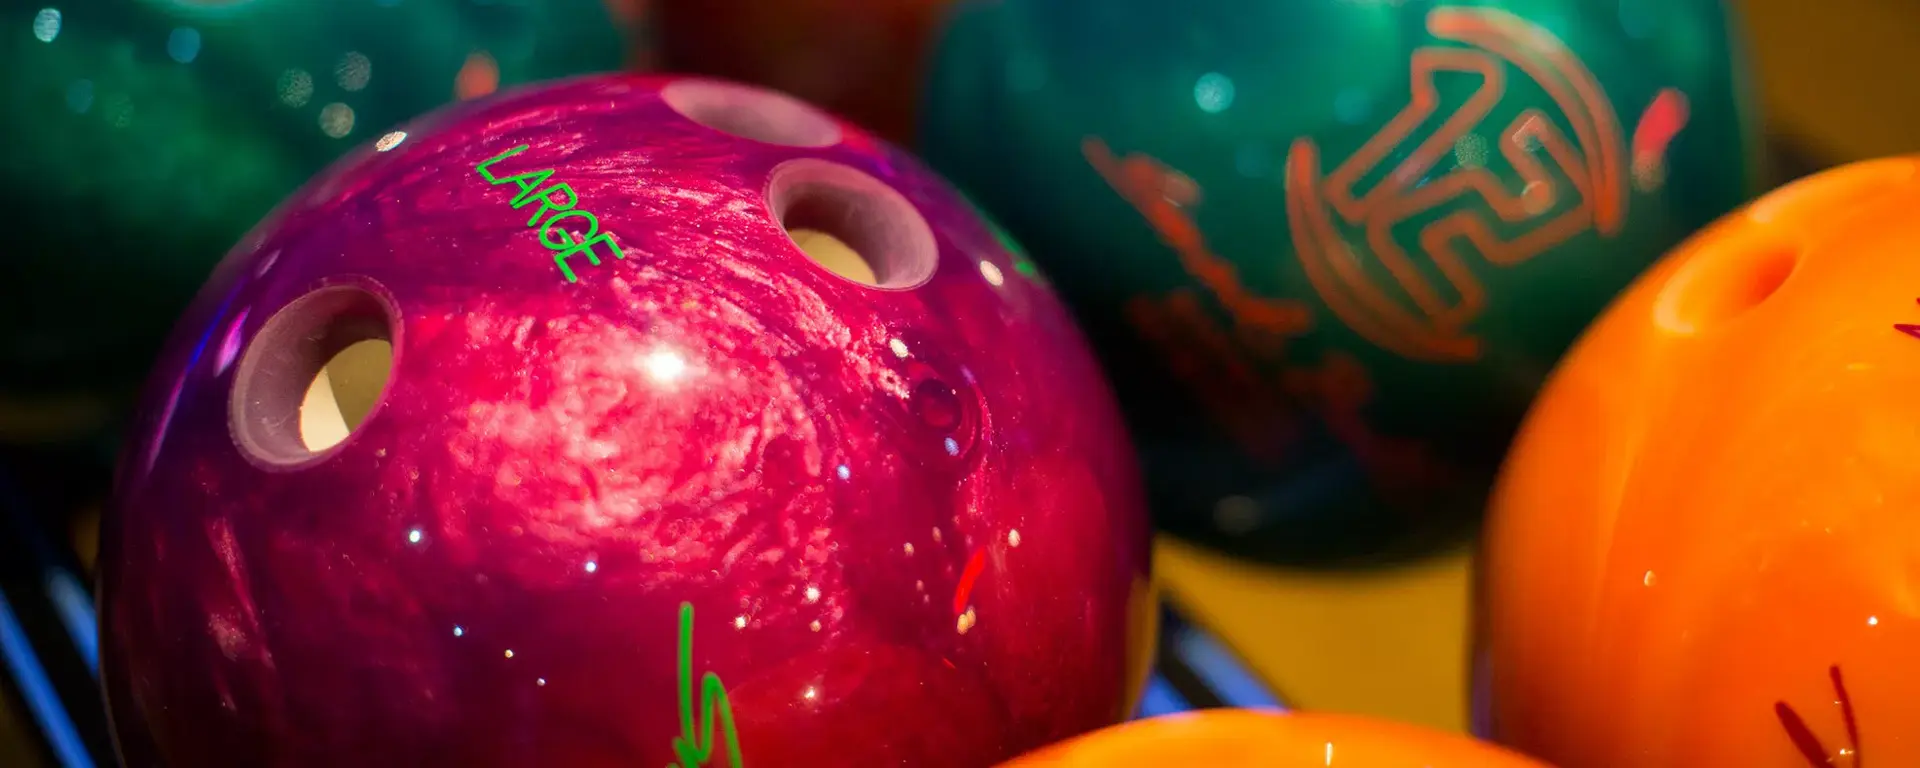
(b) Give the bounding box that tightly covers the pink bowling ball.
[98,74,1155,768]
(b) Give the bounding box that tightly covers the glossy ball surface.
[920,0,1760,563]
[1,0,631,429]
[1000,709,1549,767]
[98,73,1154,768]
[650,0,957,144]
[1476,157,1920,766]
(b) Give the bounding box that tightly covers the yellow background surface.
[1157,539,1476,731]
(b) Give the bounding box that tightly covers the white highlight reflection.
[644,348,687,383]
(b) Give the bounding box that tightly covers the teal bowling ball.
[1,0,633,441]
[920,0,1762,564]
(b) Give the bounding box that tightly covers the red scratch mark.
[1895,298,1920,340]
[1776,702,1831,766]
[1631,88,1689,163]
[1775,665,1863,767]
[952,549,987,615]
[1836,665,1864,768]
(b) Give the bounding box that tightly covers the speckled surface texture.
[99,73,1154,768]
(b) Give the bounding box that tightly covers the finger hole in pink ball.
[229,285,398,468]
[662,78,843,148]
[769,159,938,290]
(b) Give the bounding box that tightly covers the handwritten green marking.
[671,602,744,768]
[1011,254,1045,283]
[473,144,627,283]
[953,187,1047,286]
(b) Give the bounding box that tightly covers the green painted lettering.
[519,182,579,225]
[550,242,592,283]
[474,144,530,183]
[538,210,599,251]
[474,145,629,284]
[553,233,626,283]
[500,167,557,202]
[541,212,604,284]
[672,603,744,768]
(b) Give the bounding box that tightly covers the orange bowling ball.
[1476,156,1920,766]
[998,709,1548,767]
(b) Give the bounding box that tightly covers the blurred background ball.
[919,0,1763,565]
[0,0,637,443]
[650,0,959,144]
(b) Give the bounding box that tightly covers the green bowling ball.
[2,0,633,440]
[920,0,1762,565]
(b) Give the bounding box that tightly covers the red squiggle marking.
[1775,665,1863,767]
[1632,88,1689,163]
[952,549,987,615]
[1895,298,1920,340]
[1776,702,1831,766]
[1837,665,1863,768]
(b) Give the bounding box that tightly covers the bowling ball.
[650,0,958,144]
[1,0,633,441]
[1475,157,1920,766]
[999,709,1549,767]
[97,73,1154,767]
[919,0,1762,564]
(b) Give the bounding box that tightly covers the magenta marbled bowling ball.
[98,73,1155,768]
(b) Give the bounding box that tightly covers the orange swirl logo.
[1284,6,1629,362]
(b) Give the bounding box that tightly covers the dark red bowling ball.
[650,0,958,144]
[99,73,1155,768]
